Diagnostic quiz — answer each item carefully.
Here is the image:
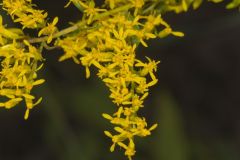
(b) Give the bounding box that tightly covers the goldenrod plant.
[0,0,239,159]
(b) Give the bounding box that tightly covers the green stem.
[28,4,133,44]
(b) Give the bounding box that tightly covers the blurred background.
[0,0,240,160]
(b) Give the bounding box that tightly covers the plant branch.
[28,4,133,44]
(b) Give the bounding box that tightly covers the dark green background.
[0,1,239,160]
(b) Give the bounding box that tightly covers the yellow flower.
[57,36,87,63]
[0,39,44,119]
[2,0,47,29]
[38,17,59,43]
[130,0,144,15]
[143,14,163,31]
[158,27,184,38]
[135,57,160,77]
[74,0,107,24]
[0,16,23,41]
[128,29,156,47]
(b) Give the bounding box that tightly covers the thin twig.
[28,4,133,44]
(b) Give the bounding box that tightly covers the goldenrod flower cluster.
[57,1,184,158]
[2,0,47,29]
[2,0,58,41]
[0,15,44,119]
[0,0,239,159]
